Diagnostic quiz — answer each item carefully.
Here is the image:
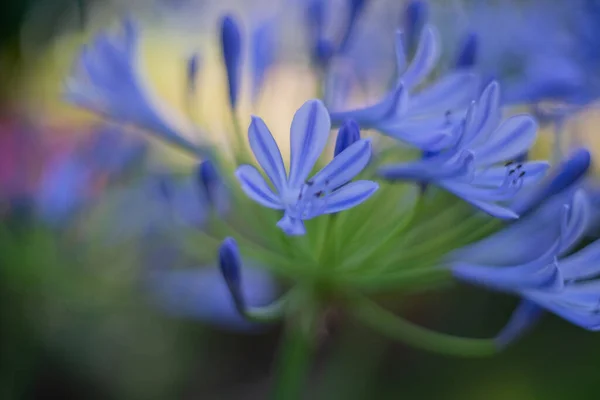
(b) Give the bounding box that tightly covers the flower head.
[379,81,549,219]
[236,99,378,235]
[329,25,480,151]
[65,19,204,155]
[450,189,600,346]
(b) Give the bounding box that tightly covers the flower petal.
[329,83,408,127]
[248,116,287,194]
[471,161,549,188]
[318,180,379,214]
[494,300,544,349]
[461,81,502,148]
[475,115,538,166]
[288,100,331,188]
[451,237,562,292]
[235,165,283,209]
[410,71,480,115]
[560,190,590,253]
[309,139,372,190]
[400,25,440,90]
[379,150,474,182]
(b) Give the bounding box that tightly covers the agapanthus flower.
[450,189,600,346]
[379,81,549,219]
[235,99,378,235]
[329,25,480,151]
[64,19,205,155]
[63,10,600,398]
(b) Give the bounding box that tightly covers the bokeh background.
[2,0,600,399]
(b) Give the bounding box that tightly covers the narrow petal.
[560,190,590,253]
[560,240,600,280]
[309,139,372,190]
[461,81,502,148]
[318,180,379,214]
[458,197,519,220]
[235,165,283,209]
[400,25,440,90]
[511,148,591,215]
[395,30,407,74]
[451,238,562,292]
[380,150,474,182]
[248,116,287,194]
[410,71,480,115]
[527,291,600,331]
[475,115,538,166]
[288,100,331,188]
[494,300,543,349]
[329,83,408,127]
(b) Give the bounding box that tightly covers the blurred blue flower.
[65,19,205,155]
[330,25,480,151]
[450,190,600,346]
[379,81,549,219]
[250,18,277,103]
[235,99,378,235]
[220,14,243,109]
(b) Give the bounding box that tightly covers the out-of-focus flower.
[330,25,480,151]
[379,82,549,219]
[65,19,205,155]
[450,190,600,346]
[235,99,377,235]
[220,15,243,110]
[251,18,277,103]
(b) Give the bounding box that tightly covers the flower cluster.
[62,1,600,398]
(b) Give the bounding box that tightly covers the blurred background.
[2,0,600,399]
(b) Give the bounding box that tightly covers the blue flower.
[450,190,600,346]
[220,14,243,109]
[64,19,205,155]
[250,18,277,103]
[379,81,549,219]
[329,25,480,151]
[403,0,428,53]
[235,99,378,235]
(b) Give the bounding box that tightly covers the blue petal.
[329,83,408,127]
[451,237,562,292]
[560,240,600,281]
[494,300,543,349]
[235,165,283,209]
[560,190,591,253]
[461,81,502,148]
[276,213,306,235]
[288,100,332,188]
[455,31,478,69]
[318,180,379,214]
[378,117,455,151]
[220,14,243,109]
[460,198,519,220]
[475,115,538,166]
[251,19,277,102]
[409,71,480,115]
[512,148,591,215]
[394,31,407,74]
[310,138,372,191]
[527,289,600,331]
[248,116,287,195]
[400,25,440,90]
[379,150,474,182]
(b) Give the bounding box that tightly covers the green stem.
[272,294,319,400]
[351,296,497,358]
